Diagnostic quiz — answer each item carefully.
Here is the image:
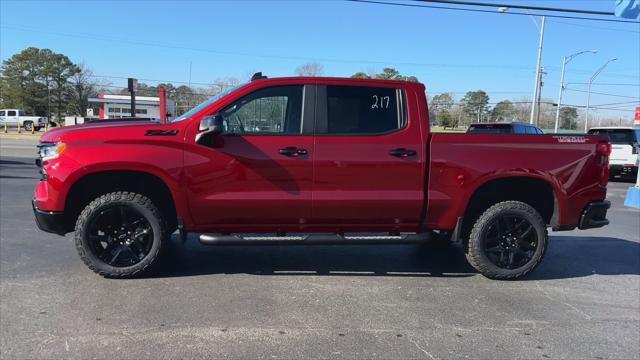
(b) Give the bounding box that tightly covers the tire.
[74,192,166,278]
[465,201,548,280]
[22,121,33,131]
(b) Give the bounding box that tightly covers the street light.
[497,7,544,125]
[585,58,618,132]
[554,50,597,133]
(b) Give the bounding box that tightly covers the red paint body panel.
[35,76,609,235]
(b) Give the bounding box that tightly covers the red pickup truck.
[33,75,611,280]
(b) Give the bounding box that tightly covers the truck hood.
[40,120,164,143]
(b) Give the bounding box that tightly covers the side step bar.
[199,233,431,246]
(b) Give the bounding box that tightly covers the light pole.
[497,7,545,125]
[529,16,545,125]
[554,50,597,133]
[585,58,618,132]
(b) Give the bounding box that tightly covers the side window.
[0,111,5,116]
[220,85,303,134]
[7,111,16,116]
[18,110,26,116]
[325,85,404,134]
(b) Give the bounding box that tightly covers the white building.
[88,94,176,120]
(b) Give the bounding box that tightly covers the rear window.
[326,86,404,134]
[467,124,512,134]
[18,110,25,116]
[588,129,637,144]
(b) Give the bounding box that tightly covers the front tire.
[74,192,166,278]
[465,201,548,280]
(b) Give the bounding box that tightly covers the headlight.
[38,142,66,161]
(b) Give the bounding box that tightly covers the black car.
[467,122,544,134]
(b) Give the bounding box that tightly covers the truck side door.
[183,85,315,230]
[311,84,425,230]
[6,110,18,126]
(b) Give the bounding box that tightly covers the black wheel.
[74,192,166,278]
[22,121,33,131]
[465,201,547,280]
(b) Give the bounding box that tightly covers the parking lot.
[1,136,639,359]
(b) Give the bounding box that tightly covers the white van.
[588,127,640,178]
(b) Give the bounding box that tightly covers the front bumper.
[32,199,67,235]
[578,200,610,230]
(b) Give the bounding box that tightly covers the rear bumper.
[610,164,638,174]
[578,200,610,230]
[32,199,67,235]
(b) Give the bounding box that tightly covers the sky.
[1,0,639,119]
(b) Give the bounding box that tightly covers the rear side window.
[325,86,404,134]
[588,129,635,144]
[7,111,16,116]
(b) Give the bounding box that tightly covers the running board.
[199,233,431,246]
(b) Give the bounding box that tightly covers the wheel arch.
[459,175,559,241]
[63,169,184,234]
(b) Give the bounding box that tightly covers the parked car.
[33,75,610,280]
[0,109,49,131]
[467,122,544,134]
[588,126,640,178]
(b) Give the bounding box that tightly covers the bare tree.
[295,63,324,77]
[69,63,103,116]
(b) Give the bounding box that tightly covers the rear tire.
[74,192,166,278]
[22,121,33,131]
[465,201,548,280]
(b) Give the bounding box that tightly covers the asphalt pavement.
[1,136,639,359]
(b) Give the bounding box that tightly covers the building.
[88,93,176,120]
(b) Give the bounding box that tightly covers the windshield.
[588,129,637,144]
[172,84,245,122]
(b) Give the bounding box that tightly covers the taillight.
[597,141,611,186]
[597,142,612,156]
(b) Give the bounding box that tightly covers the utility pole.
[585,58,617,132]
[530,16,545,125]
[536,68,547,127]
[554,50,597,133]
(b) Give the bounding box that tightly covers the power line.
[347,0,640,24]
[414,0,615,16]
[564,82,640,86]
[547,19,640,34]
[564,88,639,99]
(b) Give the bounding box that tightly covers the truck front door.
[311,84,425,230]
[184,84,315,230]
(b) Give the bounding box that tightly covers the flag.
[615,0,640,19]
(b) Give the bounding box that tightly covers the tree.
[69,63,100,116]
[559,106,578,130]
[460,90,490,122]
[0,47,79,119]
[429,93,454,127]
[438,110,455,128]
[350,67,418,82]
[351,71,370,79]
[295,63,324,77]
[491,100,514,121]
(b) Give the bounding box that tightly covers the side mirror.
[196,114,224,145]
[199,114,224,134]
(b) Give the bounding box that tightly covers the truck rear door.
[311,83,426,230]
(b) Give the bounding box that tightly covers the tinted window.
[221,85,303,134]
[468,124,512,134]
[7,111,16,116]
[588,129,636,144]
[18,110,25,116]
[326,86,402,134]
